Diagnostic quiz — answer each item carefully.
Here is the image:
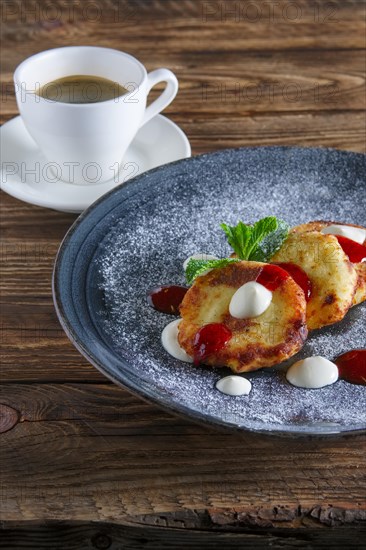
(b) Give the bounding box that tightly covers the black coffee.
[37,75,128,103]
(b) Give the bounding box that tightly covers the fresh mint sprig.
[220,216,289,261]
[185,258,241,285]
[184,217,289,285]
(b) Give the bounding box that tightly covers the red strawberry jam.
[193,323,232,365]
[256,264,289,291]
[273,262,312,302]
[335,236,366,263]
[335,349,366,386]
[148,285,188,315]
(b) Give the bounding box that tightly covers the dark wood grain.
[1,521,366,549]
[2,50,365,116]
[1,383,366,525]
[1,0,365,53]
[1,0,365,546]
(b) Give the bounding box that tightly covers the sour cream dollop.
[286,356,339,389]
[183,253,219,271]
[321,224,366,245]
[229,281,272,319]
[161,319,193,363]
[216,375,252,396]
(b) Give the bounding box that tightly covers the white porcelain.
[0,115,191,213]
[14,46,178,183]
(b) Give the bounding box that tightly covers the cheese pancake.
[271,231,358,329]
[291,221,366,306]
[178,261,307,373]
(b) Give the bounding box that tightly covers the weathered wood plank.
[1,0,365,53]
[1,521,366,549]
[1,421,366,522]
[183,111,366,152]
[2,50,365,116]
[0,383,365,522]
[2,111,365,158]
[0,350,103,383]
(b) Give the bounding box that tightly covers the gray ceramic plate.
[53,146,366,436]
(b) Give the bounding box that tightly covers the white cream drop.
[161,319,193,363]
[216,375,252,396]
[229,281,272,319]
[286,356,339,389]
[321,224,366,245]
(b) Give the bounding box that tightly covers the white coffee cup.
[14,46,178,184]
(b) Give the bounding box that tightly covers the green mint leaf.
[220,216,289,262]
[250,218,290,261]
[220,221,252,259]
[185,258,241,285]
[245,216,278,259]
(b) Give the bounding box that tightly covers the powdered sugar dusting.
[95,148,366,434]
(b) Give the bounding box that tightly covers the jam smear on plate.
[273,262,312,302]
[193,323,232,365]
[335,349,366,386]
[336,236,366,263]
[148,285,188,315]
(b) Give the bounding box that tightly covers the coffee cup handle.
[140,68,178,127]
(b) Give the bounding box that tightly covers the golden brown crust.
[354,262,366,305]
[291,221,366,307]
[178,261,307,373]
[272,230,358,329]
[292,220,366,245]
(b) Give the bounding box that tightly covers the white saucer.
[0,115,191,213]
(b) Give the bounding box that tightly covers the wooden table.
[1,1,365,547]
